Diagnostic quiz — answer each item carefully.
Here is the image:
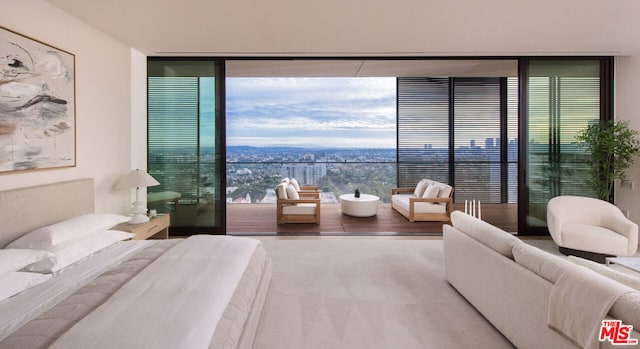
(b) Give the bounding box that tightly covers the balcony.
[227,202,517,235]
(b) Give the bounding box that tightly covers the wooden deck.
[227,203,517,235]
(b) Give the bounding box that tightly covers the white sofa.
[444,211,640,349]
[391,179,453,222]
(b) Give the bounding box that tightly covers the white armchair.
[547,196,638,262]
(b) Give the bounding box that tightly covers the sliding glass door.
[519,58,613,235]
[147,59,225,234]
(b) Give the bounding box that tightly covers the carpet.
[252,237,516,349]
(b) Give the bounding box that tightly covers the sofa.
[391,179,454,222]
[443,211,640,349]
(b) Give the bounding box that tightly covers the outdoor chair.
[275,182,321,224]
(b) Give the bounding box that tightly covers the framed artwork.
[0,26,75,173]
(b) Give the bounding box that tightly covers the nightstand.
[113,214,170,240]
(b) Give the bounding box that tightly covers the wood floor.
[226,203,517,235]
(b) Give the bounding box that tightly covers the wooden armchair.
[275,182,321,224]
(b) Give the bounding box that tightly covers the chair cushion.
[286,185,300,200]
[562,223,629,256]
[290,178,301,191]
[275,183,288,200]
[282,204,317,215]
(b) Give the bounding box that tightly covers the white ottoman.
[339,193,380,217]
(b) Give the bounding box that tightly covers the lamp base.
[128,213,150,224]
[128,199,149,224]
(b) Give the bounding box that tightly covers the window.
[397,77,518,203]
[521,59,608,233]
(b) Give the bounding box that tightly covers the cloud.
[226,77,396,148]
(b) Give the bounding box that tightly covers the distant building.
[281,163,327,185]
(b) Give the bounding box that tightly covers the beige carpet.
[252,237,516,349]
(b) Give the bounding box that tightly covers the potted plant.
[576,120,640,202]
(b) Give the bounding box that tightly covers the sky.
[225,77,397,148]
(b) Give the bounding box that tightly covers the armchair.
[275,182,321,224]
[547,195,638,262]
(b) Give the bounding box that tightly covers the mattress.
[0,235,269,349]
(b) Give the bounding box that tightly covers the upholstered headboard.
[0,178,95,248]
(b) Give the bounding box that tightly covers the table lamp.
[116,169,160,224]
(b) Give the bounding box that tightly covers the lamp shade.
[116,169,160,189]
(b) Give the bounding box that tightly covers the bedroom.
[1,0,640,348]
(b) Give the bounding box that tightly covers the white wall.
[614,54,640,222]
[0,0,132,214]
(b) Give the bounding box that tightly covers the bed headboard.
[0,178,95,248]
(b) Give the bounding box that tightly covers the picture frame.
[0,26,76,173]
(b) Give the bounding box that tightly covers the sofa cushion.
[568,256,640,290]
[434,182,453,198]
[567,257,640,330]
[450,211,519,258]
[422,184,440,198]
[414,179,431,197]
[610,292,640,331]
[392,195,446,214]
[512,242,576,283]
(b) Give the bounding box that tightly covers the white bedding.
[0,240,154,342]
[49,235,260,349]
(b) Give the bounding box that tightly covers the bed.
[0,178,272,349]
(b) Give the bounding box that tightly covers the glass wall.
[520,59,609,234]
[147,59,224,234]
[397,77,518,203]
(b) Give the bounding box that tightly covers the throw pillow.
[286,185,300,200]
[413,179,431,197]
[422,184,440,199]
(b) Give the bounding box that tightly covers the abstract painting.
[0,26,75,173]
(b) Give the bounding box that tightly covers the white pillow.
[0,249,53,274]
[290,178,301,191]
[286,185,300,200]
[413,179,430,197]
[24,230,134,274]
[7,213,130,250]
[0,272,51,302]
[422,184,440,199]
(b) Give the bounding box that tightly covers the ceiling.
[46,0,640,58]
[45,0,638,77]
